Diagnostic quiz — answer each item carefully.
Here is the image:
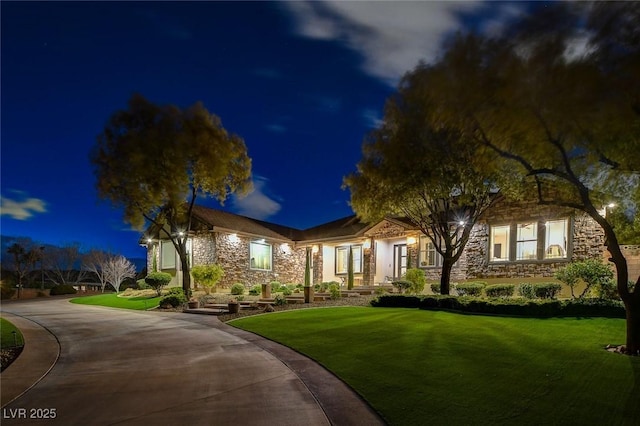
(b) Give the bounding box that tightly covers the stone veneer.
[212,232,305,288]
[464,198,605,279]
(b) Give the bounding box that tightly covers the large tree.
[344,75,498,294]
[417,3,640,352]
[91,94,252,295]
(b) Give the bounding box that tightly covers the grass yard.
[70,293,161,310]
[0,317,24,348]
[232,307,640,426]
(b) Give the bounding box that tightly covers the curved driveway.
[1,299,383,426]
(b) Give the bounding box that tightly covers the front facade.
[145,198,606,289]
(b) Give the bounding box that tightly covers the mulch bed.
[1,346,23,372]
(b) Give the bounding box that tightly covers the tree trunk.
[440,257,454,295]
[179,252,191,296]
[623,276,640,356]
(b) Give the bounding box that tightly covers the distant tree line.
[1,237,143,297]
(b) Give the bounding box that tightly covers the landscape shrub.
[456,282,486,297]
[249,285,261,296]
[273,293,287,306]
[145,272,172,296]
[230,283,245,295]
[270,281,282,292]
[50,284,78,295]
[0,281,15,300]
[191,264,224,294]
[405,268,426,294]
[518,283,536,299]
[534,283,563,299]
[392,280,413,294]
[374,287,388,296]
[159,295,184,308]
[136,279,150,290]
[328,284,341,300]
[485,284,515,298]
[430,283,440,294]
[280,286,292,296]
[165,287,186,298]
[555,259,614,299]
[371,294,625,319]
[371,294,421,308]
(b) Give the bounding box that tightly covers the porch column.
[363,238,375,286]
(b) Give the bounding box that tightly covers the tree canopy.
[91,94,252,293]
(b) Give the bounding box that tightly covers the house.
[144,198,607,289]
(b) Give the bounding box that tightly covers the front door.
[393,244,407,280]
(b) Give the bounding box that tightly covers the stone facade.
[192,232,215,266]
[464,199,605,279]
[212,232,305,288]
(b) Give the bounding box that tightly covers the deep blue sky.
[1,1,536,259]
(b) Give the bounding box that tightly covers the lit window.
[250,241,272,271]
[516,223,538,260]
[490,225,510,261]
[161,240,176,269]
[545,219,568,259]
[335,245,362,274]
[419,236,441,267]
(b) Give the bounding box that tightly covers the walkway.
[0,298,384,425]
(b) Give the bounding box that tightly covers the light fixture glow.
[459,221,466,226]
[608,203,616,208]
[407,236,417,245]
[312,245,319,253]
[228,233,239,243]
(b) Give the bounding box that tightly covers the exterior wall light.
[407,236,417,245]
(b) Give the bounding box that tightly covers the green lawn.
[1,317,24,348]
[232,307,640,425]
[70,293,161,310]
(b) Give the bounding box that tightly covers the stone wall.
[192,232,215,266]
[464,199,605,279]
[213,232,305,288]
[312,245,323,284]
[605,245,640,284]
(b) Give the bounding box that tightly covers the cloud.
[361,108,383,128]
[231,176,282,220]
[282,1,525,86]
[1,193,48,220]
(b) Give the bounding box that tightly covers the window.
[161,240,176,269]
[516,223,538,260]
[335,245,362,274]
[419,236,441,267]
[250,241,272,271]
[490,225,510,261]
[545,219,568,259]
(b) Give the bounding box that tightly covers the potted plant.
[187,298,199,309]
[227,298,240,314]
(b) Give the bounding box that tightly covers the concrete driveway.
[1,298,384,426]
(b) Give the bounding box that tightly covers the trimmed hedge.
[456,282,486,296]
[485,284,515,298]
[370,294,625,318]
[534,283,563,299]
[392,280,413,294]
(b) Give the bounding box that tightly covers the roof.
[185,205,410,243]
[192,205,303,241]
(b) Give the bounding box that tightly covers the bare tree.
[104,255,136,293]
[5,239,42,297]
[83,249,111,292]
[45,243,87,285]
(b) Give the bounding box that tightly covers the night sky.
[1,1,534,260]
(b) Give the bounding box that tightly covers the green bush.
[280,286,292,296]
[374,287,388,295]
[430,283,440,294]
[159,295,184,308]
[191,264,224,294]
[136,279,150,290]
[392,280,413,294]
[405,268,426,294]
[328,284,341,300]
[1,282,16,299]
[518,283,536,299]
[145,272,172,296]
[485,284,515,298]
[230,283,245,295]
[555,259,614,299]
[370,294,626,319]
[249,285,261,296]
[165,286,186,297]
[270,281,282,292]
[534,283,563,299]
[50,284,78,295]
[273,293,287,306]
[456,282,486,296]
